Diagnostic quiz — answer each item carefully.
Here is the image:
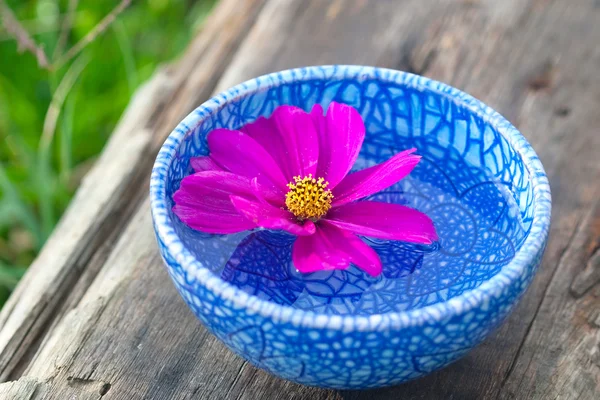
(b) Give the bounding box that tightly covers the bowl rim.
[150,65,552,331]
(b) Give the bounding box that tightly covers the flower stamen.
[285,174,333,220]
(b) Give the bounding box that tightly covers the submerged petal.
[230,195,316,236]
[332,148,420,206]
[325,201,438,244]
[172,171,255,234]
[242,106,319,180]
[292,226,350,274]
[314,102,365,188]
[320,222,382,276]
[292,223,382,276]
[207,128,288,193]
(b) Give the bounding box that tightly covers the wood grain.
[497,201,600,400]
[0,378,43,399]
[0,0,598,398]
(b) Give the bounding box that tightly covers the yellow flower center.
[285,174,333,220]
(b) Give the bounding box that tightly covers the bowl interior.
[165,72,534,316]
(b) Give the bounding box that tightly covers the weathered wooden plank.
[0,375,109,399]
[0,378,44,399]
[0,0,267,382]
[0,0,598,399]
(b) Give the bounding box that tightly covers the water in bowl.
[173,136,528,316]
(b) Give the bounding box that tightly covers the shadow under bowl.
[150,65,551,389]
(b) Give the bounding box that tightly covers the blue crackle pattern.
[150,66,551,389]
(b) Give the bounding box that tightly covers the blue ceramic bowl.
[150,65,551,389]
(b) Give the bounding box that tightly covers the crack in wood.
[99,382,111,396]
[67,376,112,397]
[569,202,600,298]
[570,249,600,298]
[234,367,259,400]
[0,297,51,379]
[84,361,100,381]
[223,361,249,400]
[29,381,43,399]
[590,310,600,329]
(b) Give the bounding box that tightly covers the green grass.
[0,0,217,305]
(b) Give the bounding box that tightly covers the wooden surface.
[0,0,599,398]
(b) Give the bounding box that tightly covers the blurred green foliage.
[0,0,217,305]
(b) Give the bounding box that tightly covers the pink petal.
[292,226,350,274]
[242,106,319,180]
[332,148,420,206]
[320,222,382,276]
[172,171,256,234]
[240,116,286,168]
[314,102,365,188]
[250,177,285,208]
[292,223,382,276]
[325,201,438,244]
[190,156,222,173]
[207,128,288,193]
[230,196,316,236]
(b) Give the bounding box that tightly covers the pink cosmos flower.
[173,102,438,276]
